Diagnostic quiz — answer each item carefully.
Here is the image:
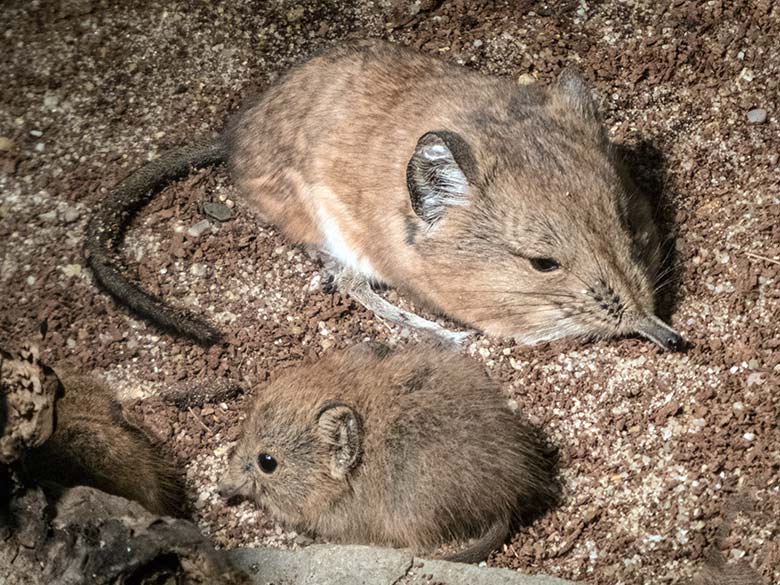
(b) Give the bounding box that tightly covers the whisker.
[653,261,678,285]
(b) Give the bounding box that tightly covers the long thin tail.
[443,516,510,564]
[84,137,226,345]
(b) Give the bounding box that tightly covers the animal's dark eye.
[529,257,561,272]
[257,453,278,474]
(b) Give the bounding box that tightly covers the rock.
[187,219,211,239]
[308,273,322,292]
[229,545,575,585]
[39,210,57,223]
[43,94,59,110]
[61,207,80,224]
[190,263,207,277]
[0,136,14,151]
[517,73,537,85]
[203,201,233,222]
[3,485,251,585]
[61,264,82,277]
[0,343,59,464]
[287,6,304,21]
[294,534,315,546]
[747,108,767,124]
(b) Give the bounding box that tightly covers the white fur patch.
[312,196,377,280]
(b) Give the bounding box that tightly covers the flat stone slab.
[229,545,575,585]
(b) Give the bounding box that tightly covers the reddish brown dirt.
[1,1,778,584]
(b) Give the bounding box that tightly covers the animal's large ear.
[555,68,598,121]
[406,131,475,227]
[317,402,361,479]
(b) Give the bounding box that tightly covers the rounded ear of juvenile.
[316,402,361,479]
[406,131,474,227]
[555,67,599,121]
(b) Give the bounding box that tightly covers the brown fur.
[87,40,681,349]
[229,42,680,348]
[25,372,185,517]
[219,344,558,562]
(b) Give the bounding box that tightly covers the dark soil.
[1,1,778,584]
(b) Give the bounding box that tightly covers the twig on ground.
[746,251,780,266]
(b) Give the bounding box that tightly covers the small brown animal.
[218,343,558,563]
[25,371,184,517]
[86,41,682,350]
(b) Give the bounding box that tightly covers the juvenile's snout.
[635,316,684,351]
[218,470,252,501]
[217,480,242,499]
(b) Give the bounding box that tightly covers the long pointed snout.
[635,315,684,351]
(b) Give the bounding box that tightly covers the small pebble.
[61,207,81,224]
[43,94,59,110]
[517,73,536,85]
[203,201,233,222]
[61,264,82,277]
[29,129,43,137]
[39,210,58,223]
[190,263,207,277]
[308,273,322,292]
[747,108,767,124]
[294,534,314,546]
[0,137,14,151]
[187,219,211,239]
[287,6,304,21]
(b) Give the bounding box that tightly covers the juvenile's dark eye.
[257,453,277,474]
[529,257,561,272]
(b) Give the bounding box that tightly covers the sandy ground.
[1,1,778,584]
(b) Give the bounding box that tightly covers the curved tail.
[84,137,226,345]
[444,516,510,564]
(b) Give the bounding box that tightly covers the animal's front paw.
[320,271,337,294]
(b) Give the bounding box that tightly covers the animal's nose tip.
[217,482,235,499]
[636,316,685,351]
[664,329,683,351]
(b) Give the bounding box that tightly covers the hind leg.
[327,263,472,346]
